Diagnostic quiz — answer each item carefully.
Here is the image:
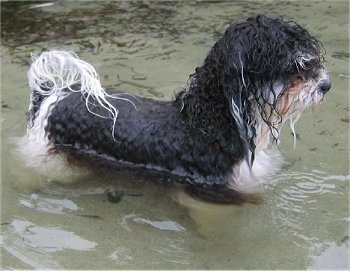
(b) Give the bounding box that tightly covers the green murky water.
[1,1,349,269]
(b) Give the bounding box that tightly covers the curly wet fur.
[177,15,324,165]
[21,15,330,203]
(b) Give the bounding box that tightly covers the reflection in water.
[309,239,350,269]
[118,213,186,232]
[9,220,97,252]
[1,219,97,269]
[132,216,186,232]
[19,193,79,214]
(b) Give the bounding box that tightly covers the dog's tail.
[27,50,119,127]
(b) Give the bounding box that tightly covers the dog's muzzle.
[319,78,331,94]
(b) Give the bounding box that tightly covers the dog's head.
[180,15,330,166]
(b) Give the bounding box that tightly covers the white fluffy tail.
[28,50,122,130]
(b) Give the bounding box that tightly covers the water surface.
[1,1,349,269]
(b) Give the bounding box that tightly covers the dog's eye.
[302,67,321,80]
[303,59,322,71]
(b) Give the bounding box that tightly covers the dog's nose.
[319,79,331,94]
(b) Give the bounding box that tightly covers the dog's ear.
[223,74,256,168]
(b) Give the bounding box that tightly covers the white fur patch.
[228,149,283,192]
[15,92,90,181]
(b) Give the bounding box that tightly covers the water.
[1,1,349,269]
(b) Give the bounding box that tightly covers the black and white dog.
[18,15,331,203]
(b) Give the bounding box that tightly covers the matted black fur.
[178,15,324,161]
[24,15,330,203]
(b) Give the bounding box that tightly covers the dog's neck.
[176,75,237,137]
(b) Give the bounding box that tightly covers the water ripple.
[152,237,191,265]
[115,213,191,266]
[267,170,349,256]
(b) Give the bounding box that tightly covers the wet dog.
[18,15,331,203]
